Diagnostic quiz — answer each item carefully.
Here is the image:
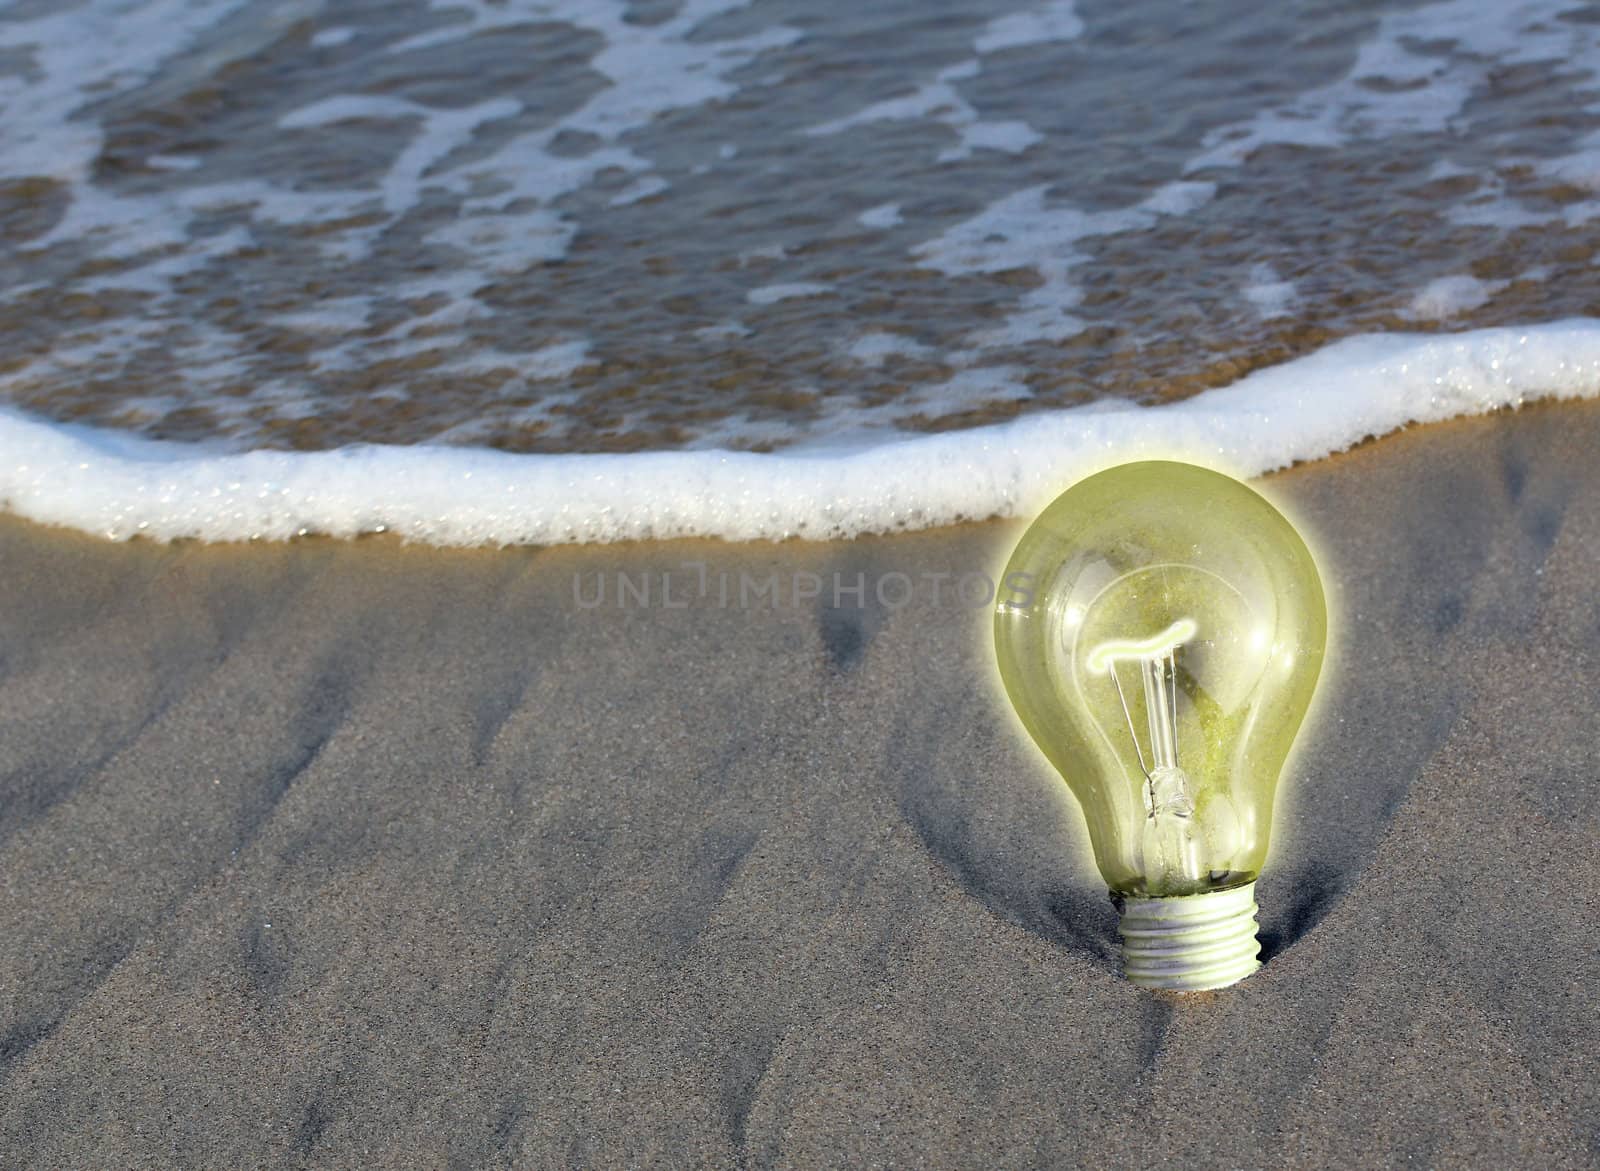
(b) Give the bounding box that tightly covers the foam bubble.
[1243,264,1297,320]
[609,175,671,207]
[847,333,934,367]
[974,1,1083,56]
[747,283,832,305]
[521,341,594,380]
[692,322,752,341]
[145,154,204,172]
[311,26,355,48]
[3,322,1596,547]
[1405,274,1503,321]
[270,297,375,335]
[858,203,904,229]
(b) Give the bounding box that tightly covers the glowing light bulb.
[994,461,1327,990]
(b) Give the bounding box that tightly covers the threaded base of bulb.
[1116,882,1262,991]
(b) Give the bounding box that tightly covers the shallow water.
[4,0,1599,456]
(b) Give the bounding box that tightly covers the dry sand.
[0,400,1597,1168]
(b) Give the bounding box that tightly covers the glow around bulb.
[994,461,1327,990]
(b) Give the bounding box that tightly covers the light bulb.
[994,461,1327,991]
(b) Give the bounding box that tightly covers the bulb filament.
[1093,623,1203,888]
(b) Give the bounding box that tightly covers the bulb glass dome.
[994,461,1326,986]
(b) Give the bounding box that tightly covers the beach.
[4,2,1600,1162]
[1,397,1596,1168]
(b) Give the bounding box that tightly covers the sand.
[0,400,1597,1168]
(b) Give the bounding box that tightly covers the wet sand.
[0,400,1597,1167]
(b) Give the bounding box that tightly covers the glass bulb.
[994,461,1327,990]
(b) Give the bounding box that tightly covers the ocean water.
[2,0,1599,543]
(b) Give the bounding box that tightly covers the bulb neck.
[1115,882,1262,991]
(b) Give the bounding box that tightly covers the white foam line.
[2,322,1598,546]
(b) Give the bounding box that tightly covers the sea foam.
[2,322,1597,547]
